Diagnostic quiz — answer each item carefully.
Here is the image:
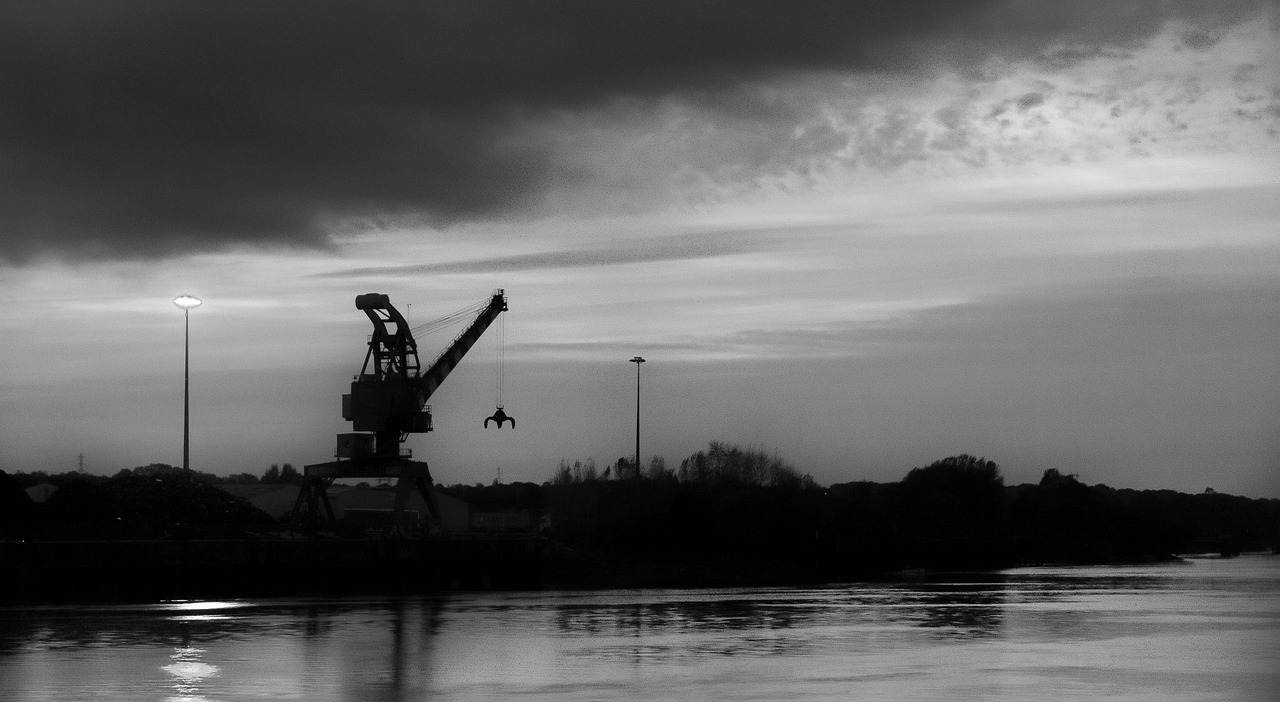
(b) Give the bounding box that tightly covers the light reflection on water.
[163,646,219,702]
[1,555,1277,701]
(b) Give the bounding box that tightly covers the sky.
[1,1,1277,496]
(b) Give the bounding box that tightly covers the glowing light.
[161,600,244,612]
[172,295,202,310]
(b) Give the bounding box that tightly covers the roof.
[219,483,470,532]
[24,483,59,503]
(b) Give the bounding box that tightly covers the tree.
[549,455,671,483]
[1039,468,1081,488]
[549,458,600,484]
[122,463,222,485]
[897,454,1005,538]
[262,464,281,484]
[645,455,673,482]
[552,459,574,485]
[614,456,638,481]
[677,442,801,487]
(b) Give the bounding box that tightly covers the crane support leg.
[292,476,336,527]
[416,475,441,524]
[392,473,442,532]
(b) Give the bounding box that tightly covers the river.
[1,554,1277,701]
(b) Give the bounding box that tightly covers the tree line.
[7,462,306,488]
[5,445,1277,583]
[550,441,815,488]
[531,448,1280,585]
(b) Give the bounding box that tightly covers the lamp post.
[629,356,645,477]
[173,295,202,471]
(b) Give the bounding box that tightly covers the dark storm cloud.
[0,0,1270,263]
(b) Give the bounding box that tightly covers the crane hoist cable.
[404,291,514,429]
[485,311,514,429]
[496,311,504,408]
[407,298,488,338]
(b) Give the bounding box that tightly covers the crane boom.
[419,290,507,403]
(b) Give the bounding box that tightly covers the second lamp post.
[629,356,645,477]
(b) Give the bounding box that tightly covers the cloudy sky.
[1,1,1277,496]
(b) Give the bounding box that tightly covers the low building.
[220,483,470,533]
[470,509,532,533]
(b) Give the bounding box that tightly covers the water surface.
[2,555,1277,700]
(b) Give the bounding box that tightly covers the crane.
[294,289,509,530]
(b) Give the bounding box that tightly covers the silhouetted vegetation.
[3,450,1278,598]
[260,463,303,484]
[4,464,274,540]
[522,450,1280,585]
[677,441,813,488]
[551,442,812,489]
[9,461,303,490]
[0,470,34,528]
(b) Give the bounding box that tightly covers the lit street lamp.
[630,356,645,477]
[173,295,202,471]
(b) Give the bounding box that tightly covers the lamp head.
[173,295,202,310]
[630,356,645,364]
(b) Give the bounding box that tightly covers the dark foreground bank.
[3,459,1278,602]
